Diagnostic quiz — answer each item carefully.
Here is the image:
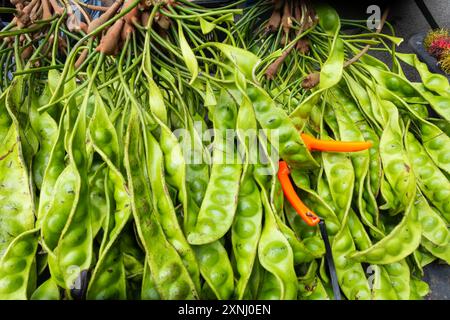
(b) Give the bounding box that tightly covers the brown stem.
[96,18,124,55]
[74,48,88,69]
[41,0,51,20]
[265,45,293,79]
[77,2,109,12]
[155,12,171,30]
[87,0,124,33]
[301,72,320,89]
[11,0,24,6]
[344,7,390,67]
[281,0,292,34]
[121,21,134,41]
[265,9,281,34]
[141,10,150,27]
[21,45,34,61]
[79,22,88,33]
[296,38,309,54]
[30,3,43,23]
[123,0,140,25]
[49,0,64,16]
[304,1,316,29]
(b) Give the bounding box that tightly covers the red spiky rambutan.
[424,28,449,50]
[428,38,450,60]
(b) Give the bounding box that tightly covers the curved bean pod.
[248,85,318,169]
[379,106,415,209]
[193,241,234,300]
[124,111,198,300]
[321,137,354,227]
[141,257,161,300]
[0,229,39,299]
[421,238,450,264]
[145,130,201,291]
[405,132,450,222]
[257,176,297,300]
[420,122,450,175]
[232,173,262,299]
[370,265,399,300]
[56,89,93,293]
[256,270,283,300]
[365,65,450,121]
[332,226,371,300]
[87,244,127,300]
[30,278,60,300]
[349,198,421,264]
[29,95,58,190]
[383,260,411,299]
[188,90,242,245]
[415,193,449,247]
[333,102,383,236]
[0,122,35,257]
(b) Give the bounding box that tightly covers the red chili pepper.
[277,161,320,226]
[301,133,372,152]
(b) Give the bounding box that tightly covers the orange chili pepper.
[301,133,372,152]
[277,161,320,227]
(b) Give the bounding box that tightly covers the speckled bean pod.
[232,172,262,299]
[125,111,198,299]
[0,229,39,299]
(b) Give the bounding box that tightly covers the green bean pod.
[379,106,415,209]
[30,278,60,300]
[383,260,411,299]
[365,65,450,121]
[333,102,383,236]
[232,172,262,299]
[396,53,450,97]
[332,225,371,300]
[36,106,67,224]
[256,270,283,300]
[0,229,39,299]
[349,198,421,264]
[41,165,79,251]
[409,278,430,300]
[184,122,210,233]
[0,122,35,256]
[29,95,58,190]
[257,178,297,300]
[188,90,242,244]
[193,241,234,300]
[415,193,449,247]
[370,265,399,300]
[125,111,198,300]
[87,244,127,300]
[405,132,450,222]
[141,257,161,300]
[421,238,450,264]
[145,131,201,291]
[420,122,450,175]
[88,165,108,238]
[321,139,354,227]
[0,92,12,141]
[248,85,318,169]
[344,73,381,135]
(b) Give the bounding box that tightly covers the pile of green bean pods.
[0,0,448,300]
